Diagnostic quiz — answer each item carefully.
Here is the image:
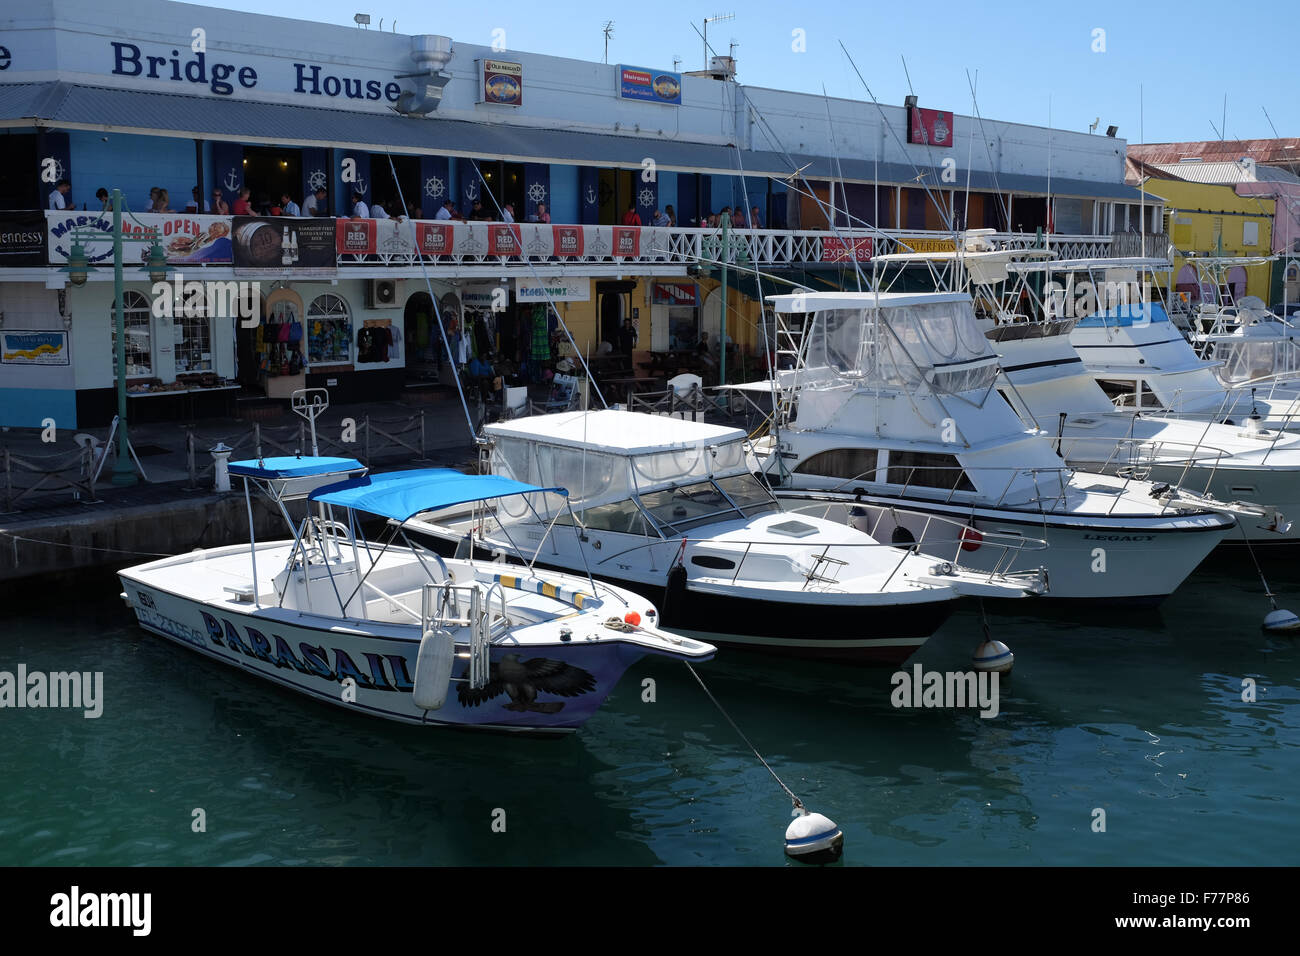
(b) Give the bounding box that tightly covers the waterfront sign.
[480,59,523,107]
[821,236,874,262]
[898,236,957,254]
[617,65,682,106]
[0,212,47,265]
[2,330,69,366]
[909,107,954,147]
[652,281,699,305]
[232,216,336,276]
[515,277,591,302]
[46,212,232,265]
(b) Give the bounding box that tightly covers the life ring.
[960,526,983,552]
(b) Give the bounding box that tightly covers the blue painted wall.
[0,388,78,429]
[550,164,579,224]
[67,130,197,213]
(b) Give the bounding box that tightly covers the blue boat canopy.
[309,468,567,521]
[228,456,366,478]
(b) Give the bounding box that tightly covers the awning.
[0,80,1151,198]
[309,467,565,521]
[228,456,365,478]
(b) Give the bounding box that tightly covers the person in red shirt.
[232,187,253,216]
[621,203,641,226]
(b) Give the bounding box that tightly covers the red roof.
[1129,139,1300,167]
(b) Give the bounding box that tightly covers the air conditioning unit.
[367,279,400,308]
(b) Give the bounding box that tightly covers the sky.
[200,0,1296,146]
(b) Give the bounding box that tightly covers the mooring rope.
[682,661,804,811]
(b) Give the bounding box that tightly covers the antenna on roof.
[1089,117,1099,134]
[602,20,615,64]
[702,13,734,69]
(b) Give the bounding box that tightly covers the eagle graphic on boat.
[457,654,596,713]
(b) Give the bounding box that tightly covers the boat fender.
[1263,608,1300,633]
[412,627,455,711]
[960,527,983,552]
[784,809,844,864]
[972,639,1014,674]
[659,564,689,625]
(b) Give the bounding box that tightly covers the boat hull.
[118,575,654,733]
[774,491,1231,602]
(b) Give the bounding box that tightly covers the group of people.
[428,199,554,223]
[701,205,763,229]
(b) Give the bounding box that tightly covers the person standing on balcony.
[651,208,670,227]
[622,203,642,226]
[212,189,230,215]
[280,192,301,217]
[48,179,72,210]
[304,186,327,217]
[665,205,676,226]
[95,187,111,211]
[232,187,253,216]
[535,202,551,224]
[749,205,763,228]
[435,200,454,220]
[502,203,516,223]
[351,191,369,219]
[371,198,390,219]
[185,186,210,213]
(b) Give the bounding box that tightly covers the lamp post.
[61,188,170,487]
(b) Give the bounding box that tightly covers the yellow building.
[1141,178,1275,303]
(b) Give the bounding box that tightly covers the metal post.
[110,189,136,486]
[187,430,196,489]
[419,409,426,460]
[720,213,728,387]
[364,415,371,464]
[2,448,11,512]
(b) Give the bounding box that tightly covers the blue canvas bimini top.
[1074,302,1172,328]
[228,456,366,478]
[309,468,566,521]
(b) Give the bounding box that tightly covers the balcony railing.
[35,209,1118,273]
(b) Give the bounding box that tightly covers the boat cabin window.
[567,498,653,536]
[715,474,781,517]
[884,450,974,492]
[793,448,879,481]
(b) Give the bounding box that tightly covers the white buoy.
[784,808,844,864]
[1263,608,1300,632]
[973,639,1014,674]
[412,627,455,710]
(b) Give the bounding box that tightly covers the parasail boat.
[118,456,714,734]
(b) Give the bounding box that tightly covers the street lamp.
[58,188,172,487]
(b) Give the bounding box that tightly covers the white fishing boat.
[403,409,1043,663]
[118,456,714,734]
[743,287,1243,603]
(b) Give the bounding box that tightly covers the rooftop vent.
[393,34,453,115]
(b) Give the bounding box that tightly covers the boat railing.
[421,580,493,690]
[1073,433,1228,489]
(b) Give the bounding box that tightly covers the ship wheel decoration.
[43,157,66,182]
[307,169,329,192]
[424,176,446,199]
[526,181,547,204]
[638,187,655,209]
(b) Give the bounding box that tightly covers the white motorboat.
[744,288,1241,603]
[118,456,714,734]
[404,409,1043,663]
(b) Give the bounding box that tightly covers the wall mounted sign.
[480,59,523,106]
[617,65,681,105]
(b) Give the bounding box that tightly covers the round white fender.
[973,639,1014,674]
[1263,608,1300,633]
[412,628,455,711]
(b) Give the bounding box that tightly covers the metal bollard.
[210,442,233,492]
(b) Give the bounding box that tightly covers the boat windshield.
[638,473,779,534]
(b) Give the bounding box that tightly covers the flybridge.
[109,41,402,103]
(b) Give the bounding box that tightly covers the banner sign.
[652,281,699,306]
[336,217,374,255]
[612,226,640,258]
[46,212,232,264]
[2,330,69,366]
[481,59,522,106]
[897,236,956,254]
[617,65,682,105]
[0,211,47,265]
[821,236,874,262]
[416,222,455,256]
[232,216,335,275]
[515,277,591,302]
[487,224,522,256]
[908,107,954,147]
[552,225,583,257]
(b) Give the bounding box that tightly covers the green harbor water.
[1,560,1297,866]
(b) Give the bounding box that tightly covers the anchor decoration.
[584,185,597,206]
[223,167,241,192]
[464,180,480,203]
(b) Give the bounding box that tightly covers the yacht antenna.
[291,387,328,456]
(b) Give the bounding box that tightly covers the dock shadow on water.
[0,563,1296,866]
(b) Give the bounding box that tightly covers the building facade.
[0,0,1149,427]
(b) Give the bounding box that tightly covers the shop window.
[357,319,396,364]
[174,308,213,373]
[668,306,699,350]
[111,290,153,378]
[307,293,352,365]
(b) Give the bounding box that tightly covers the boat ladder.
[803,550,849,587]
[421,581,502,690]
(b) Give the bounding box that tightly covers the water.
[1,561,1297,866]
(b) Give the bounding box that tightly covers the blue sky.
[207,0,1296,146]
